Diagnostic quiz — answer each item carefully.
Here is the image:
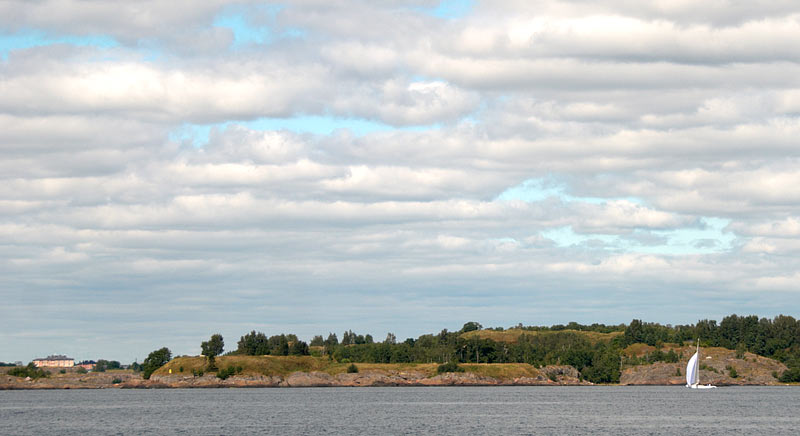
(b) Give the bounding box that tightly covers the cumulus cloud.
[3,0,800,362]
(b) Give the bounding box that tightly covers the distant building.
[14,361,23,366]
[32,355,75,368]
[77,360,96,370]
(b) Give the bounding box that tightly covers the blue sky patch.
[0,30,118,59]
[170,115,440,146]
[541,218,735,255]
[496,177,644,205]
[422,0,475,19]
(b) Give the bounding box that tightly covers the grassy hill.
[460,328,623,344]
[153,355,546,380]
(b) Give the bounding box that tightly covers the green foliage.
[179,366,184,373]
[202,334,224,371]
[727,365,738,378]
[675,368,682,377]
[59,369,66,374]
[347,363,359,373]
[290,340,310,356]
[216,366,236,380]
[237,331,270,355]
[112,377,123,384]
[7,363,49,379]
[460,322,483,333]
[310,335,324,347]
[76,366,88,374]
[779,367,800,383]
[142,347,171,380]
[437,361,465,374]
[93,359,120,372]
[202,334,225,359]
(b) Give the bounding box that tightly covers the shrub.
[112,378,122,384]
[675,368,682,377]
[8,363,49,379]
[726,365,738,378]
[772,371,779,379]
[437,361,465,374]
[179,366,184,373]
[779,368,800,383]
[347,363,359,373]
[76,367,88,374]
[216,366,236,380]
[59,369,66,374]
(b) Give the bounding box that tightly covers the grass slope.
[460,328,622,344]
[153,356,543,380]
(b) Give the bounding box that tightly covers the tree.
[201,334,224,370]
[237,331,270,355]
[385,332,397,345]
[460,322,483,333]
[310,335,324,347]
[290,340,310,356]
[142,347,171,380]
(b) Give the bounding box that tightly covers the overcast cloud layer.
[3,0,800,363]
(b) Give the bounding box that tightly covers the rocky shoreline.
[1,366,592,389]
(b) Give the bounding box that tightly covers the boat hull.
[688,384,717,389]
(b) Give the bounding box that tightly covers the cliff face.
[620,347,787,386]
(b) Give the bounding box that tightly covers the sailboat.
[686,341,717,389]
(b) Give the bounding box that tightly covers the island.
[2,314,798,389]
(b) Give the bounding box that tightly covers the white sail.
[686,351,699,386]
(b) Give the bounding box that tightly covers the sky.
[2,0,800,363]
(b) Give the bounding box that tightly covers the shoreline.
[2,370,791,390]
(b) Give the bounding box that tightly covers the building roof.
[33,355,74,361]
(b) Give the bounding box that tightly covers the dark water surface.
[1,386,798,435]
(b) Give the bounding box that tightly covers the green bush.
[779,367,800,383]
[216,366,236,380]
[436,361,465,374]
[179,366,184,373]
[726,365,738,378]
[59,369,66,374]
[112,378,123,384]
[7,363,49,379]
[76,367,88,374]
[346,363,359,373]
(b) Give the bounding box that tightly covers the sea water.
[1,386,798,435]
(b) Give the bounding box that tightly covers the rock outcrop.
[621,348,787,386]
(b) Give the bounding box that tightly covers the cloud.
[4,0,800,362]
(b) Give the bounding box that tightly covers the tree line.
[131,313,800,383]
